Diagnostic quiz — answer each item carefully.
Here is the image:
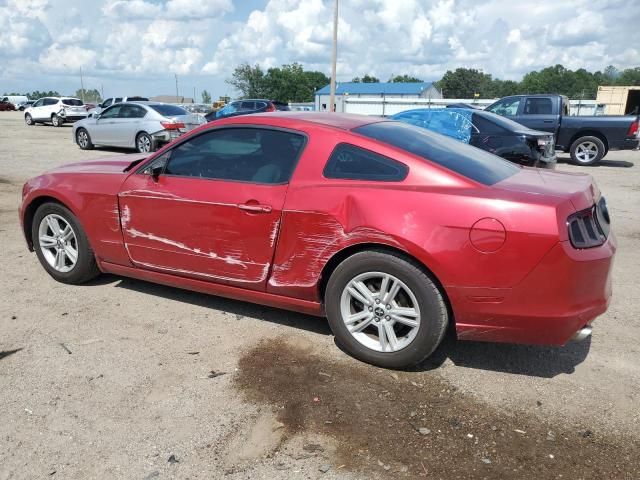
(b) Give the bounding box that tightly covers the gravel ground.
[0,110,638,479]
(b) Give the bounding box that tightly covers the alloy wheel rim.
[138,135,151,152]
[25,115,32,124]
[52,116,59,126]
[340,271,421,353]
[576,141,598,163]
[38,214,78,273]
[78,131,88,148]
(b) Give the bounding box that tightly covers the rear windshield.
[127,96,149,101]
[148,105,188,116]
[477,110,533,132]
[62,99,83,106]
[353,121,520,185]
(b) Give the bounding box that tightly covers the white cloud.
[0,0,638,97]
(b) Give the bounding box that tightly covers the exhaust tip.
[571,326,592,342]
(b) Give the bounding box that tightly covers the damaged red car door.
[117,127,306,291]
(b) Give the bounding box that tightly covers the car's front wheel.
[32,202,100,284]
[570,136,605,166]
[76,128,94,150]
[25,113,34,126]
[325,250,448,369]
[136,132,154,153]
[51,114,63,127]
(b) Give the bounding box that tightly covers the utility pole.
[328,0,338,112]
[175,74,179,101]
[80,67,85,103]
[193,86,196,103]
[100,83,104,100]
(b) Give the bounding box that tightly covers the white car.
[24,97,88,127]
[91,96,149,115]
[72,102,205,153]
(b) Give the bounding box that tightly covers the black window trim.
[323,142,409,182]
[135,124,309,186]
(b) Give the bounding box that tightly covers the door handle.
[543,120,553,123]
[238,203,272,213]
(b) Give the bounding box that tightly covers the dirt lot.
[1,110,639,479]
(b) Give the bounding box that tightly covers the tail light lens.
[567,197,610,249]
[161,122,185,130]
[627,120,639,138]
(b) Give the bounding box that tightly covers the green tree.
[227,63,269,98]
[352,74,380,83]
[201,89,212,103]
[436,68,494,98]
[75,88,101,102]
[389,74,423,83]
[617,67,640,86]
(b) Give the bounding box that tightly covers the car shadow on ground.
[92,147,140,154]
[106,275,332,336]
[412,329,591,378]
[556,156,634,168]
[93,275,591,378]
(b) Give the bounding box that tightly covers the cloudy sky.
[0,0,637,100]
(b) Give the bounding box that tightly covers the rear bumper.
[59,115,87,122]
[608,138,639,151]
[449,233,616,345]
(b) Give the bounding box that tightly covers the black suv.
[205,99,289,121]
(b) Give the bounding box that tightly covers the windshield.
[149,105,188,116]
[353,121,520,185]
[62,99,83,106]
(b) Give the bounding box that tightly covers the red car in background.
[0,100,16,111]
[18,113,615,368]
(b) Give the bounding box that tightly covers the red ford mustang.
[19,113,615,368]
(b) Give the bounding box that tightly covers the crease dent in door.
[119,196,278,284]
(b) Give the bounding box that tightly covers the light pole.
[175,74,179,101]
[79,67,85,103]
[328,0,338,112]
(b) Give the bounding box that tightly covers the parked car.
[392,108,556,168]
[17,100,34,111]
[205,99,290,121]
[0,100,16,111]
[24,97,88,126]
[1,95,28,107]
[92,96,149,115]
[72,102,206,153]
[19,113,615,368]
[486,94,640,165]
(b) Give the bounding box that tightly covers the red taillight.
[265,103,276,112]
[627,120,639,137]
[161,122,185,130]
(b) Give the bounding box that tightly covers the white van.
[1,95,29,107]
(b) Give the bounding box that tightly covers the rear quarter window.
[324,143,408,182]
[354,121,519,185]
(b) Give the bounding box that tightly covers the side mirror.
[151,165,163,181]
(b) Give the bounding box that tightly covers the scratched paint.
[126,228,219,259]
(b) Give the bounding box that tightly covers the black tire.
[136,132,154,153]
[32,202,100,285]
[25,113,34,126]
[569,136,605,166]
[325,250,448,369]
[51,114,63,127]
[76,128,94,150]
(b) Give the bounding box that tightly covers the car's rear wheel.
[325,250,448,369]
[32,202,100,284]
[51,114,63,127]
[570,136,605,166]
[76,128,94,150]
[136,132,153,153]
[25,113,34,126]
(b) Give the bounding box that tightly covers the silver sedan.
[72,102,206,153]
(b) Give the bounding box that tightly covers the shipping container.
[595,86,640,115]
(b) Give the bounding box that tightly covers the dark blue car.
[392,108,557,168]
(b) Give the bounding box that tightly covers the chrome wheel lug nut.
[385,315,390,320]
[375,299,380,304]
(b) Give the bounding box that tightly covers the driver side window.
[33,99,44,108]
[100,105,122,119]
[163,128,305,184]
[486,97,521,116]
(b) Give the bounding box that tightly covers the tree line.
[228,63,640,102]
[6,64,639,105]
[436,65,640,99]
